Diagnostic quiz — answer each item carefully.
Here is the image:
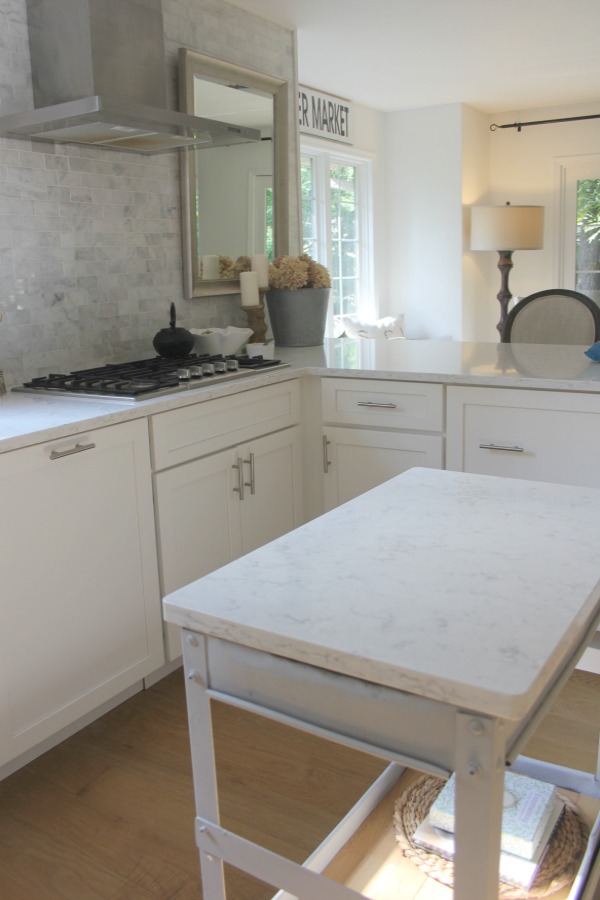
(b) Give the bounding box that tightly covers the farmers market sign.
[298,86,352,144]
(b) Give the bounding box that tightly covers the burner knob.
[177,368,191,380]
[226,359,239,371]
[189,366,203,378]
[214,360,227,373]
[202,363,215,375]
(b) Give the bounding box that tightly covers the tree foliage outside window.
[300,156,318,261]
[265,187,274,261]
[330,165,359,318]
[576,178,600,303]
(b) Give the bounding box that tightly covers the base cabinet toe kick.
[166,468,600,899]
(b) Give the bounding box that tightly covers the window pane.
[330,163,359,317]
[301,156,317,255]
[343,279,358,316]
[576,179,600,304]
[341,246,357,277]
[576,272,600,295]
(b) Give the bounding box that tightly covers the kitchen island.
[164,467,600,900]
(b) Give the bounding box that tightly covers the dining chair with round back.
[501,289,600,344]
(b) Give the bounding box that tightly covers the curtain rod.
[490,113,600,132]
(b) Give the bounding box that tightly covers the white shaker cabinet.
[0,418,164,769]
[321,378,444,510]
[151,381,303,661]
[446,386,600,488]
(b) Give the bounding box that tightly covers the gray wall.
[0,0,296,387]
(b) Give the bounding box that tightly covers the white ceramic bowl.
[191,326,253,356]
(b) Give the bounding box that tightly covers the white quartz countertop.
[284,338,600,389]
[0,366,300,453]
[3,339,600,453]
[164,467,600,720]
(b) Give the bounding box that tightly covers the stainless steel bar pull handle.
[479,442,524,453]
[244,453,256,495]
[49,441,96,460]
[323,435,331,473]
[232,457,245,499]
[356,400,397,409]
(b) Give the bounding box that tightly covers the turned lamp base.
[495,250,514,336]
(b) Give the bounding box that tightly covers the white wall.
[461,105,493,340]
[487,101,600,297]
[383,104,464,339]
[378,99,600,342]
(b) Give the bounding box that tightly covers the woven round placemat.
[393,775,588,899]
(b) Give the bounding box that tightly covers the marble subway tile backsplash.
[0,138,191,385]
[0,0,295,388]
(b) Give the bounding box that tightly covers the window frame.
[556,154,600,298]
[300,137,375,331]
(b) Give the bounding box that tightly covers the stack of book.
[413,771,565,890]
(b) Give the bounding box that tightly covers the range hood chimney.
[0,0,260,153]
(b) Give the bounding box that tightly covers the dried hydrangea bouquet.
[266,255,331,347]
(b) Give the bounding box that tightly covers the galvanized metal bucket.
[265,288,330,347]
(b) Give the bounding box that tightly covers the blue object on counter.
[585,342,600,361]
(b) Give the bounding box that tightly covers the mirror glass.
[180,50,290,298]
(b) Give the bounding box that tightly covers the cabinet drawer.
[447,386,600,488]
[150,380,300,470]
[322,378,443,431]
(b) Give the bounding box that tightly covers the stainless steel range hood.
[0,0,261,154]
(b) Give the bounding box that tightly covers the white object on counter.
[201,255,219,280]
[240,270,260,307]
[245,342,274,359]
[190,326,253,356]
[251,254,269,289]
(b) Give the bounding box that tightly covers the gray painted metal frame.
[180,628,600,900]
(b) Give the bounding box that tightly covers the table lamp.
[471,202,544,335]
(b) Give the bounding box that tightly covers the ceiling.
[230,0,600,115]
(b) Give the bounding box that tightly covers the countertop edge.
[4,339,600,453]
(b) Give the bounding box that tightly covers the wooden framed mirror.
[179,49,292,298]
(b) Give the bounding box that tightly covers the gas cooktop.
[13,353,288,401]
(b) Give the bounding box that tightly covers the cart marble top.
[164,467,600,720]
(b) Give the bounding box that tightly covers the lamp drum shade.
[470,205,544,251]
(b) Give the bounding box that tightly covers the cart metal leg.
[182,630,378,898]
[183,631,227,900]
[454,712,506,900]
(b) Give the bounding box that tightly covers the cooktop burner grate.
[14,353,288,400]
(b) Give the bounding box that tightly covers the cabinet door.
[239,426,303,554]
[155,426,303,660]
[154,447,241,660]
[0,419,163,766]
[323,427,444,510]
[446,386,600,487]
